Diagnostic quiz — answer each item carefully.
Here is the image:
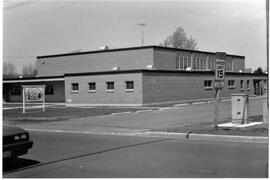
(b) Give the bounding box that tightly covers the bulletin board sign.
[22,85,45,113]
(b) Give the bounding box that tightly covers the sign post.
[22,85,45,113]
[214,52,226,129]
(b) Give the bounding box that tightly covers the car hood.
[3,124,27,136]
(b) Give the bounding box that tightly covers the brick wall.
[232,58,245,72]
[142,71,267,105]
[37,49,154,77]
[153,49,177,69]
[64,73,143,106]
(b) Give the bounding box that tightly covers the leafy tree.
[253,67,264,74]
[22,63,37,77]
[3,61,18,79]
[159,27,198,50]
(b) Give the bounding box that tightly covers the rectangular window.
[208,58,214,70]
[192,57,196,70]
[240,80,244,90]
[225,60,233,72]
[203,59,206,70]
[247,80,250,90]
[196,58,200,69]
[106,81,114,91]
[71,83,79,92]
[88,82,96,92]
[45,85,54,95]
[228,80,235,89]
[204,80,212,89]
[179,56,184,69]
[199,58,203,70]
[183,57,188,69]
[11,86,21,96]
[187,57,191,68]
[125,81,134,91]
[207,58,211,69]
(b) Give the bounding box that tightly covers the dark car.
[3,124,33,159]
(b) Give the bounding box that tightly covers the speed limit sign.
[215,60,225,81]
[215,59,225,88]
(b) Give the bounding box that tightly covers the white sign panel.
[22,85,45,113]
[24,86,45,102]
[215,60,225,81]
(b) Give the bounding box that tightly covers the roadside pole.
[214,52,226,130]
[43,87,45,112]
[23,87,25,113]
[214,87,220,129]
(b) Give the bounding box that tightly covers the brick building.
[3,46,267,106]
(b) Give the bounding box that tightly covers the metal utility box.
[231,94,249,124]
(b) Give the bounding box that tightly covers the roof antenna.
[137,23,147,46]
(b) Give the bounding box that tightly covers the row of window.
[176,56,233,71]
[204,80,250,89]
[10,85,54,96]
[71,81,134,92]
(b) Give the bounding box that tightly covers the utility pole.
[137,23,146,46]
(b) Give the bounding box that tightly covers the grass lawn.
[153,115,268,137]
[3,106,150,123]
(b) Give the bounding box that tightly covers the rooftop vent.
[99,46,109,50]
[112,66,120,71]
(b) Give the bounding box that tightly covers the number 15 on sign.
[215,60,225,81]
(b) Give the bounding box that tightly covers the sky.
[3,0,267,73]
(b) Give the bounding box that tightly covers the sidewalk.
[8,114,267,143]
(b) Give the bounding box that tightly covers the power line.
[4,2,79,24]
[4,0,38,11]
[3,56,36,59]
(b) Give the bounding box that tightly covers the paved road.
[14,97,265,134]
[4,131,268,178]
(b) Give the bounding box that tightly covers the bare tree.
[22,63,37,77]
[3,61,18,78]
[159,27,198,50]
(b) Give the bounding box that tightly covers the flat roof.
[4,70,266,83]
[3,76,64,83]
[37,45,245,59]
[64,69,266,77]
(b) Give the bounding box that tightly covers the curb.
[137,131,268,143]
[135,110,154,113]
[173,103,189,107]
[188,133,268,143]
[158,107,182,111]
[111,112,131,116]
[26,128,268,143]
